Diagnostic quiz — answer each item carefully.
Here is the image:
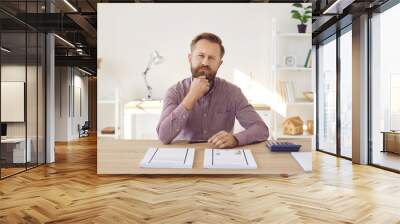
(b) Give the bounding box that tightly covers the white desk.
[1,138,31,163]
[123,100,271,140]
[123,100,162,139]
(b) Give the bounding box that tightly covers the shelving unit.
[271,18,314,143]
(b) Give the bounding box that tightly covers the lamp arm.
[142,67,152,100]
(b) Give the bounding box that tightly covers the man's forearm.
[157,104,190,144]
[234,122,269,146]
[181,92,198,111]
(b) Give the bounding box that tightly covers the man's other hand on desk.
[208,131,238,148]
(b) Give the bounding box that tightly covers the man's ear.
[188,53,192,64]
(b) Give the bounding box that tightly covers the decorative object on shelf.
[283,55,296,67]
[282,116,304,135]
[303,91,314,102]
[141,50,164,100]
[307,120,314,135]
[290,3,312,33]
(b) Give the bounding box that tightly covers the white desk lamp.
[142,50,164,100]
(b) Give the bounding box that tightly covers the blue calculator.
[266,140,301,152]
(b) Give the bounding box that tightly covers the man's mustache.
[197,66,210,71]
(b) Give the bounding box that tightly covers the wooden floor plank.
[0,135,399,223]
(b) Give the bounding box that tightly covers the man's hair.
[190,32,225,58]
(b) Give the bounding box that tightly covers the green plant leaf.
[291,11,302,21]
[291,10,301,16]
[292,3,303,8]
[292,14,302,21]
[301,15,312,23]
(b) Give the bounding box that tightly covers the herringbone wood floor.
[0,135,399,224]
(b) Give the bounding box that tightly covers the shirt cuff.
[233,132,247,146]
[174,103,190,120]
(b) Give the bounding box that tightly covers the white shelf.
[286,101,314,106]
[278,33,311,37]
[275,134,313,140]
[277,66,312,72]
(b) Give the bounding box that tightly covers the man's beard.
[191,65,217,88]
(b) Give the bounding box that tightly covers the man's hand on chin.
[208,131,238,149]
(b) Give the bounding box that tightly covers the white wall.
[55,67,89,141]
[98,3,311,104]
[72,74,89,138]
[55,67,69,141]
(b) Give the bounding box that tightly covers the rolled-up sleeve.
[233,88,269,146]
[156,87,190,144]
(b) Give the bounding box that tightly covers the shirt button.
[203,130,207,134]
[203,113,207,117]
[176,129,179,131]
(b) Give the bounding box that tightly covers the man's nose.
[201,57,210,66]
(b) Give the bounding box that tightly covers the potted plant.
[290,3,312,33]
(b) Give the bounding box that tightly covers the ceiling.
[312,0,391,44]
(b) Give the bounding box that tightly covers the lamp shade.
[150,50,164,65]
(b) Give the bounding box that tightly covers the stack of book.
[279,80,296,103]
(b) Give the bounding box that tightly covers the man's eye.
[198,55,204,58]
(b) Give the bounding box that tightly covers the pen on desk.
[189,139,208,143]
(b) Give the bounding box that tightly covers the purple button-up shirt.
[156,77,269,145]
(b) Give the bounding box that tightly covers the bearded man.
[156,32,269,148]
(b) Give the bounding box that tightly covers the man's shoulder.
[217,77,242,93]
[167,77,191,95]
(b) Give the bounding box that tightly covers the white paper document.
[203,149,258,169]
[291,152,312,172]
[140,148,195,169]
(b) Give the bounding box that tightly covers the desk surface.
[124,100,270,111]
[98,139,310,175]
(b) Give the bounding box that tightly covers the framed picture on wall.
[1,81,25,122]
